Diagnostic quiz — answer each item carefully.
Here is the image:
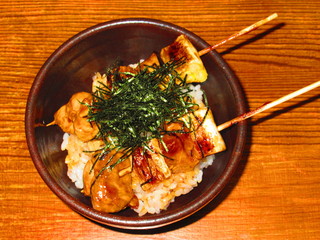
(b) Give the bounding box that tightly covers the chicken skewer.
[49,13,281,132]
[196,14,319,132]
[160,13,279,84]
[188,13,318,132]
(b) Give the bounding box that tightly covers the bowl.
[25,18,247,230]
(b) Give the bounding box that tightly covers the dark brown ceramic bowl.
[25,18,247,230]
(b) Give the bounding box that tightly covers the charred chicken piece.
[160,35,208,83]
[159,107,226,173]
[132,138,172,186]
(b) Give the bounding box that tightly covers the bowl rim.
[25,18,247,230]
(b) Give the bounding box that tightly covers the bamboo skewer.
[198,13,278,57]
[217,80,320,132]
[195,13,319,131]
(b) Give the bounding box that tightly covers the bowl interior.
[26,18,247,229]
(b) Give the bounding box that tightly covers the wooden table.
[1,1,319,239]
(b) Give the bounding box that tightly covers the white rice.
[62,133,102,189]
[188,84,204,104]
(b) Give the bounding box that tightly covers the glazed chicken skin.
[52,34,226,213]
[82,150,138,213]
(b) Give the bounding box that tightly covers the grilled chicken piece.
[139,52,160,70]
[158,106,225,173]
[53,92,98,142]
[147,138,171,178]
[132,147,152,184]
[192,108,226,156]
[92,53,160,93]
[160,35,208,83]
[83,150,138,213]
[161,128,203,173]
[92,66,136,93]
[132,139,171,186]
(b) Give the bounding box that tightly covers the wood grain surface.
[0,1,319,239]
